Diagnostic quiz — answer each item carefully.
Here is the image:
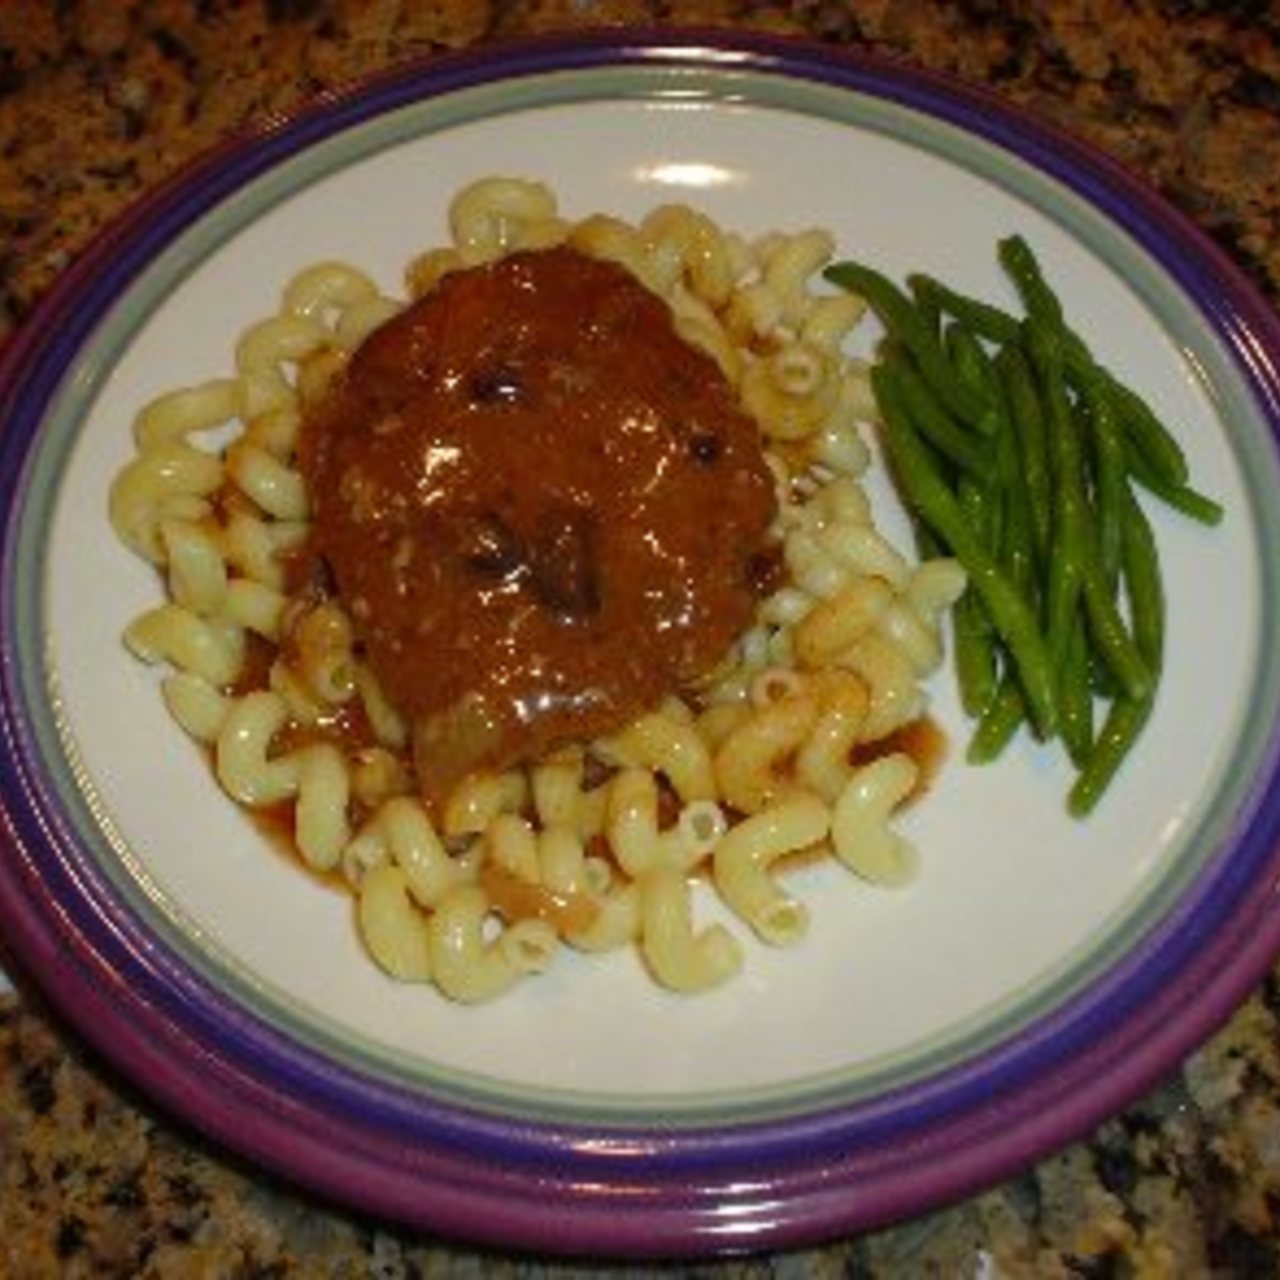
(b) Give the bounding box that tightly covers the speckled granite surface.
[2,2,1280,1275]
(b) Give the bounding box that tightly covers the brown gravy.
[300,246,776,809]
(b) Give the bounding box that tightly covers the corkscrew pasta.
[109,177,965,1003]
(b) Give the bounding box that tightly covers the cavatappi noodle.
[108,177,965,1003]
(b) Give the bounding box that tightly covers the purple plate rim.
[1,29,1279,1257]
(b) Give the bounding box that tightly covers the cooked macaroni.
[109,177,965,1002]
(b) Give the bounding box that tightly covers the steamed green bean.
[827,234,1220,816]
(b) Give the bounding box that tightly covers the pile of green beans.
[824,238,1222,816]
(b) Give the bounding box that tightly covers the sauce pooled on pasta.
[299,246,776,810]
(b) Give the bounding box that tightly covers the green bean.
[995,381,1037,589]
[1098,372,1190,488]
[865,238,1218,816]
[1071,365,1149,695]
[1120,484,1166,673]
[953,591,998,718]
[947,322,1017,553]
[994,344,1053,565]
[908,273,1022,346]
[1066,696,1154,818]
[925,231,1194,500]
[872,361,1058,738]
[967,676,1026,764]
[998,234,1066,330]
[1029,317,1152,703]
[1059,616,1095,767]
[1074,373,1127,588]
[884,346,989,478]
[999,233,1193,490]
[945,321,988,394]
[913,274,945,343]
[952,474,1000,717]
[1127,442,1224,525]
[1025,318,1086,659]
[1080,543,1152,703]
[825,261,998,434]
[1066,488,1165,815]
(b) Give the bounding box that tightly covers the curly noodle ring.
[345,795,464,905]
[565,881,642,954]
[243,406,300,460]
[844,357,881,418]
[841,632,926,744]
[109,442,225,564]
[484,812,541,883]
[795,670,871,803]
[160,518,227,615]
[731,624,779,689]
[348,747,412,814]
[292,348,342,410]
[221,510,306,591]
[762,227,836,330]
[161,673,230,743]
[405,246,466,299]
[784,529,850,601]
[714,692,820,816]
[448,177,563,263]
[905,558,968,627]
[234,313,331,419]
[124,606,245,686]
[749,666,806,708]
[428,884,558,1004]
[215,690,298,806]
[878,597,945,678]
[354,664,408,751]
[793,577,895,670]
[131,378,240,451]
[639,867,742,994]
[713,793,830,946]
[668,287,741,384]
[358,865,434,982]
[725,282,782,343]
[604,767,691,877]
[896,560,967,678]
[293,600,357,704]
[641,204,735,307]
[604,708,716,803]
[269,660,326,729]
[809,414,872,478]
[675,801,729,870]
[217,693,353,873]
[282,261,379,326]
[335,296,402,351]
[293,742,351,870]
[758,585,813,631]
[222,579,287,641]
[741,343,837,443]
[695,702,752,751]
[568,213,655,286]
[442,770,529,839]
[225,441,309,521]
[815,521,911,590]
[531,748,586,829]
[536,824,594,897]
[341,822,392,887]
[529,747,610,840]
[831,753,920,887]
[800,291,867,353]
[814,475,874,527]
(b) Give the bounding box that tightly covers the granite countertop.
[2,2,1280,1275]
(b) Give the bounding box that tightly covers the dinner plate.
[1,30,1279,1256]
